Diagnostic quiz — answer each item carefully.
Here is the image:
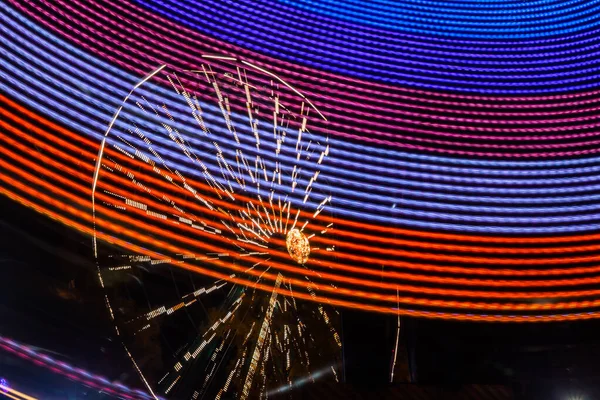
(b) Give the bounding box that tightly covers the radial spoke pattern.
[91,60,341,398]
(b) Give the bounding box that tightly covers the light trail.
[390,287,401,383]
[0,386,36,400]
[265,364,337,397]
[3,109,600,299]
[0,2,600,333]
[1,5,600,398]
[4,128,600,310]
[0,335,155,400]
[5,181,600,322]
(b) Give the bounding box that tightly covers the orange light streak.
[2,93,600,247]
[2,110,600,281]
[5,182,600,321]
[8,154,600,311]
[5,134,600,300]
[4,96,600,318]
[2,114,600,289]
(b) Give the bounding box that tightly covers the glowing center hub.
[286,228,310,264]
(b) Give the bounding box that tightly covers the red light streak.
[2,95,600,319]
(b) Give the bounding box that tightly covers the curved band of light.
[276,0,600,37]
[8,1,600,153]
[2,2,600,321]
[2,6,600,234]
[4,97,600,320]
[132,0,600,92]
[0,335,158,400]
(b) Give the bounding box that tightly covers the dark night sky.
[0,195,131,384]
